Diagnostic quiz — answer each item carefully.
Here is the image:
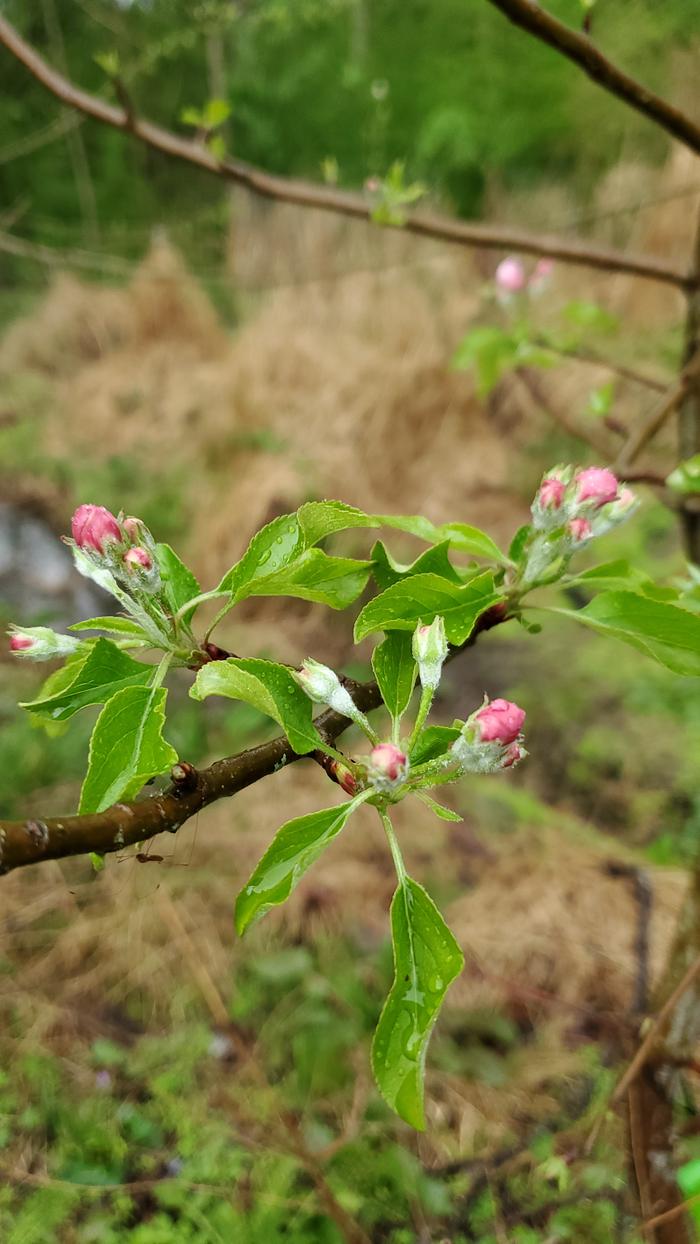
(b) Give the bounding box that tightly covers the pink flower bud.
[502,742,526,769]
[575,467,619,507]
[533,258,554,281]
[9,633,34,652]
[495,257,526,293]
[369,743,408,784]
[474,698,525,746]
[537,477,566,510]
[529,258,555,293]
[364,176,380,193]
[567,517,592,543]
[124,546,152,572]
[122,516,145,543]
[329,759,358,796]
[71,504,122,554]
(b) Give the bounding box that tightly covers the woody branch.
[0,14,692,291]
[0,610,509,875]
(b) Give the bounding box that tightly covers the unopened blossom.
[529,257,554,293]
[9,633,34,653]
[451,696,526,775]
[329,759,359,797]
[294,659,373,735]
[8,625,81,662]
[502,742,527,768]
[567,517,593,543]
[538,477,566,511]
[575,467,619,507]
[369,743,408,791]
[124,546,153,572]
[71,504,122,554]
[495,257,526,293]
[412,616,448,690]
[122,515,147,544]
[474,698,525,746]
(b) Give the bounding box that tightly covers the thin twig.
[531,336,668,394]
[615,353,700,471]
[611,954,700,1106]
[486,0,700,159]
[0,14,690,289]
[644,1191,700,1233]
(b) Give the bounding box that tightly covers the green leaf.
[354,572,500,645]
[379,514,507,564]
[372,877,463,1129]
[202,98,231,128]
[21,638,153,722]
[94,50,120,77]
[563,300,619,335]
[509,524,531,564]
[235,794,370,934]
[667,453,700,497]
[180,105,204,127]
[552,591,700,676]
[585,380,615,418]
[296,500,377,546]
[564,559,652,593]
[156,544,201,616]
[70,616,151,642]
[371,539,460,591]
[190,658,322,754]
[79,686,178,813]
[415,793,463,822]
[238,548,372,609]
[410,725,461,765]
[217,513,304,596]
[451,326,518,396]
[372,633,417,722]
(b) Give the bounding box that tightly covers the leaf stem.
[407,686,434,756]
[149,652,173,690]
[173,589,230,627]
[380,808,406,884]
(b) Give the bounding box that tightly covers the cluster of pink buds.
[69,504,159,593]
[451,696,527,775]
[529,464,637,556]
[495,256,554,302]
[8,625,81,662]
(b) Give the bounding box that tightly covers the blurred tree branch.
[0,14,691,291]
[485,0,700,157]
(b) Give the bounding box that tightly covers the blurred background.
[1,1,699,1240]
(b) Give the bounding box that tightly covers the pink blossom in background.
[529,257,555,292]
[495,256,526,293]
[474,698,525,746]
